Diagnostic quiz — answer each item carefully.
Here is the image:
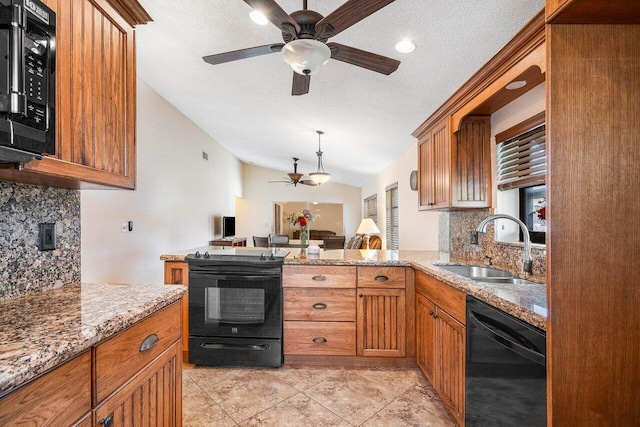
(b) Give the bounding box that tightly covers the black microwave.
[0,0,55,163]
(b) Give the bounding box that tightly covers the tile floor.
[182,364,456,426]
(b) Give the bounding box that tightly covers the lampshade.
[309,130,330,184]
[357,218,380,235]
[281,39,331,76]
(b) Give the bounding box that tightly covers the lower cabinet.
[164,261,189,353]
[357,267,407,357]
[416,272,466,426]
[0,301,183,427]
[283,266,357,356]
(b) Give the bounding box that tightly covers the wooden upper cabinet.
[417,116,490,211]
[0,0,150,189]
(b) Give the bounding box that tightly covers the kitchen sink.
[436,265,515,278]
[468,277,537,285]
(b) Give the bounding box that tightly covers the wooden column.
[546,22,640,425]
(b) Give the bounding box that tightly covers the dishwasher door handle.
[468,310,545,366]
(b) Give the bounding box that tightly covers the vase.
[300,226,309,245]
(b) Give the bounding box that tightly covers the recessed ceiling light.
[506,80,527,90]
[250,10,269,25]
[395,39,416,53]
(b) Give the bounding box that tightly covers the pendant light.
[309,130,330,184]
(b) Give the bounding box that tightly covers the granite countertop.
[160,246,547,330]
[0,283,186,396]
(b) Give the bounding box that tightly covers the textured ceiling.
[136,0,544,187]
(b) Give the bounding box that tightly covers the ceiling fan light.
[281,39,331,75]
[309,172,330,184]
[249,10,269,25]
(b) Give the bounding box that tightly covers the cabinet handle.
[429,310,434,317]
[99,414,114,427]
[374,275,389,281]
[359,294,363,298]
[313,303,327,309]
[313,337,327,344]
[139,333,160,352]
[312,275,327,281]
[428,202,435,206]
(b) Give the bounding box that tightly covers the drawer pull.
[313,303,327,309]
[312,275,327,281]
[139,333,160,352]
[374,275,389,281]
[99,414,114,427]
[313,337,327,344]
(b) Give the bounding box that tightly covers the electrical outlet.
[38,223,56,251]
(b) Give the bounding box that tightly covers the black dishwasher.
[466,296,546,426]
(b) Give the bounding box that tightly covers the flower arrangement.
[287,209,314,244]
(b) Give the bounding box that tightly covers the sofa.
[292,229,336,240]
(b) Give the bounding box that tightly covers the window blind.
[385,184,399,250]
[497,124,546,191]
[364,194,378,225]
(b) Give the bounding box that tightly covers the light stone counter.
[0,283,186,395]
[161,247,547,330]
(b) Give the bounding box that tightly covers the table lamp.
[357,218,380,250]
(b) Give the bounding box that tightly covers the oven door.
[189,266,282,339]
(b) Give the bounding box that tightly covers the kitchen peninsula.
[161,247,546,330]
[0,283,186,425]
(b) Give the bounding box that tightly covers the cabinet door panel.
[432,119,451,208]
[94,342,181,427]
[164,261,189,352]
[66,0,131,175]
[454,116,491,207]
[416,294,437,386]
[418,135,434,209]
[357,289,406,357]
[437,309,465,425]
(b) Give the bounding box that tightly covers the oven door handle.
[468,310,545,366]
[191,273,281,281]
[200,343,270,351]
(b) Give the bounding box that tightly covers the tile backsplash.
[0,181,80,300]
[444,208,546,281]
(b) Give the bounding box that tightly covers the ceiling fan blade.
[203,44,283,65]
[243,0,300,33]
[316,0,395,37]
[269,180,292,183]
[300,180,319,186]
[328,43,400,75]
[292,72,310,96]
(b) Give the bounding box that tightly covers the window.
[364,194,377,225]
[496,115,546,191]
[385,184,399,250]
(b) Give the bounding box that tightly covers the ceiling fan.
[203,0,401,95]
[269,157,319,186]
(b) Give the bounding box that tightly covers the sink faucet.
[471,214,533,275]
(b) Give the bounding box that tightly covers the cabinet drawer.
[284,288,356,321]
[95,302,181,403]
[0,351,91,426]
[416,272,466,324]
[284,266,356,288]
[284,321,356,356]
[357,266,406,289]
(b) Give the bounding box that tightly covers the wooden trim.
[412,10,545,138]
[284,355,417,368]
[405,267,416,357]
[105,0,152,26]
[546,0,640,24]
[495,111,546,144]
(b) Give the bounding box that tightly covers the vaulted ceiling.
[136,0,544,187]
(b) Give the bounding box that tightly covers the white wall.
[491,82,546,241]
[81,80,243,284]
[237,164,361,245]
[361,145,439,250]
